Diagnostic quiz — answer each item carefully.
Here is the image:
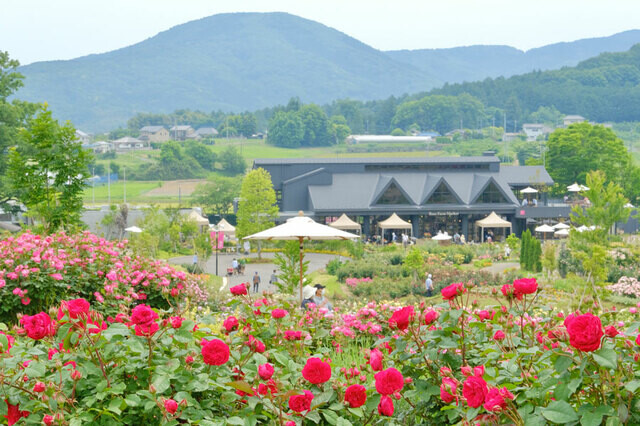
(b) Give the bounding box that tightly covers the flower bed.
[1,278,640,424]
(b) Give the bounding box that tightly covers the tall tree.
[236,168,279,257]
[298,104,332,146]
[0,51,39,207]
[8,106,92,232]
[191,175,240,217]
[219,146,246,175]
[267,111,304,148]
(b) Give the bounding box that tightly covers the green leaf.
[347,407,363,417]
[226,417,244,425]
[305,411,321,424]
[108,397,124,415]
[0,334,8,352]
[24,361,46,378]
[336,418,353,426]
[226,380,254,394]
[102,323,131,341]
[624,380,640,393]
[554,355,573,373]
[151,375,171,394]
[542,401,579,424]
[322,410,339,425]
[581,411,604,426]
[593,349,617,370]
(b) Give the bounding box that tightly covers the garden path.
[481,261,520,274]
[169,252,341,293]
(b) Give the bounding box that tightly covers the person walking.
[425,274,433,297]
[269,269,278,288]
[252,271,261,293]
[231,258,239,274]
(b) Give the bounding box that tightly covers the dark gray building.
[253,154,569,241]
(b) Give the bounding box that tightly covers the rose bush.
[1,275,640,425]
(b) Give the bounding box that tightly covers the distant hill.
[430,44,640,123]
[13,12,640,132]
[385,30,640,83]
[15,13,437,132]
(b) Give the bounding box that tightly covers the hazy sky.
[3,0,640,65]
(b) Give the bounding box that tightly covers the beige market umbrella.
[521,187,538,194]
[535,224,555,240]
[567,183,589,192]
[554,228,570,237]
[553,223,570,230]
[244,212,358,304]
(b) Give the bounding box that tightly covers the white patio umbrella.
[521,187,538,194]
[244,212,358,304]
[554,228,570,237]
[553,223,570,230]
[124,226,142,233]
[567,183,589,192]
[431,231,452,241]
[534,224,555,240]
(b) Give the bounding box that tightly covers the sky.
[2,0,640,65]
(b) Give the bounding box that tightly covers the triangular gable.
[422,177,463,204]
[471,178,510,204]
[371,177,413,206]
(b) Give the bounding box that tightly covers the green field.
[83,181,184,206]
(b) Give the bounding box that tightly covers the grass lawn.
[82,181,185,206]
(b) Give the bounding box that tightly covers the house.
[111,136,149,151]
[170,125,196,141]
[139,126,170,143]
[522,124,552,141]
[195,127,219,139]
[75,130,91,144]
[85,141,113,154]
[346,135,433,144]
[502,132,523,142]
[563,115,585,127]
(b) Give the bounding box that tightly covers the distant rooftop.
[254,156,500,166]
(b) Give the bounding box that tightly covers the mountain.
[15,13,438,132]
[14,11,640,132]
[430,44,640,124]
[385,30,640,84]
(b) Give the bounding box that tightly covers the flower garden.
[1,232,640,425]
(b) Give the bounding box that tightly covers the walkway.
[169,252,341,293]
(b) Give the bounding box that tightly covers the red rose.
[130,304,158,325]
[288,390,314,412]
[258,379,278,396]
[377,395,394,416]
[64,298,90,319]
[164,399,178,414]
[258,363,274,380]
[462,376,488,408]
[135,322,159,337]
[223,316,239,333]
[493,330,506,341]
[271,309,288,319]
[441,283,465,300]
[43,415,54,426]
[440,377,457,403]
[344,384,367,408]
[501,283,522,300]
[483,387,514,412]
[3,400,28,426]
[20,312,54,340]
[388,306,414,331]
[423,309,439,325]
[246,335,266,353]
[230,284,248,296]
[566,313,603,352]
[170,316,183,329]
[33,382,46,393]
[284,330,303,340]
[604,325,619,338]
[513,278,538,295]
[369,348,383,371]
[374,368,404,395]
[636,334,640,346]
[302,357,332,384]
[201,339,230,366]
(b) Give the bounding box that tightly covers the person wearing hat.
[425,274,433,297]
[301,285,316,309]
[312,284,333,311]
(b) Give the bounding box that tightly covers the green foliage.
[132,141,206,180]
[390,128,405,136]
[272,241,309,295]
[184,141,217,170]
[267,111,304,148]
[325,258,342,275]
[190,175,240,216]
[8,106,92,233]
[236,168,279,241]
[519,230,541,272]
[506,233,520,251]
[218,146,246,175]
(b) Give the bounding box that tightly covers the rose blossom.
[374,368,404,395]
[388,306,414,331]
[344,384,367,408]
[493,330,506,341]
[483,387,515,412]
[462,375,488,408]
[513,278,538,295]
[33,382,46,393]
[223,316,239,333]
[605,325,620,338]
[130,304,158,326]
[64,298,90,319]
[201,339,230,366]
[271,309,288,319]
[423,309,439,325]
[441,282,465,300]
[566,313,604,352]
[288,390,314,412]
[258,363,274,380]
[377,395,394,416]
[164,399,178,414]
[302,357,332,384]
[230,284,248,296]
[440,377,458,403]
[169,317,183,329]
[20,312,54,340]
[43,415,54,426]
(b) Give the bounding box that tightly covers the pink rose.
[258,363,274,380]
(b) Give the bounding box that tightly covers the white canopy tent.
[329,214,362,233]
[475,212,512,242]
[567,183,589,192]
[245,212,358,304]
[521,187,539,194]
[554,228,570,237]
[187,210,210,233]
[215,218,236,236]
[553,223,570,230]
[124,226,142,233]
[378,213,412,240]
[535,224,555,240]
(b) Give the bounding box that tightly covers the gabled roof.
[421,176,463,205]
[171,125,194,131]
[195,127,218,135]
[370,176,415,206]
[113,136,142,143]
[470,176,516,205]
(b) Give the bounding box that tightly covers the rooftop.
[254,156,500,166]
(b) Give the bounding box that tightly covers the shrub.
[607,276,640,298]
[326,258,342,275]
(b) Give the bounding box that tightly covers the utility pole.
[123,166,126,204]
[107,163,111,205]
[92,167,95,205]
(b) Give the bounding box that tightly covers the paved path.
[169,252,342,293]
[482,261,520,274]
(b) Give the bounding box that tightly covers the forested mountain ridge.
[15,12,436,132]
[430,44,640,124]
[385,29,640,83]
